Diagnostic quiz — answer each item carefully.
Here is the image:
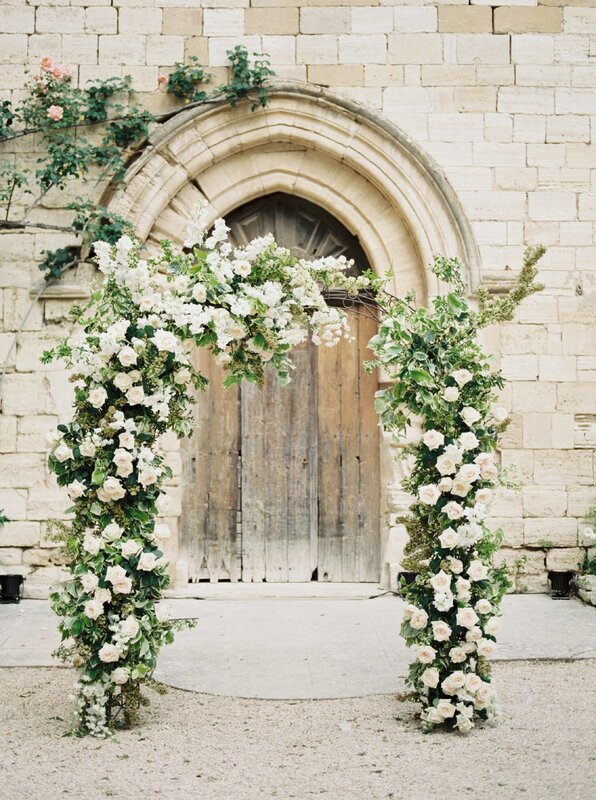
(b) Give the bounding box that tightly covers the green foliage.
[39,246,81,280]
[0,507,8,526]
[166,56,212,103]
[217,46,275,111]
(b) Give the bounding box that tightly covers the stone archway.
[106,83,480,588]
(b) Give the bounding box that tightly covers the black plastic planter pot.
[548,570,573,598]
[0,574,25,603]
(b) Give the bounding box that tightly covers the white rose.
[233,260,252,277]
[95,587,111,604]
[491,406,508,423]
[416,645,437,664]
[465,673,483,694]
[438,527,459,549]
[456,607,479,629]
[456,714,473,734]
[484,616,501,636]
[114,372,134,392]
[83,534,102,555]
[436,455,457,476]
[475,488,493,505]
[121,539,142,558]
[436,699,456,719]
[467,560,489,582]
[432,621,452,642]
[444,444,464,464]
[138,466,159,487]
[105,564,133,595]
[443,386,459,402]
[422,430,445,450]
[81,572,99,593]
[474,452,494,468]
[426,707,444,724]
[443,501,465,520]
[112,448,134,478]
[112,667,129,685]
[98,643,121,663]
[84,598,104,620]
[465,626,482,642]
[430,570,451,593]
[421,667,440,688]
[480,462,498,481]
[442,670,465,694]
[88,387,108,409]
[451,478,472,498]
[102,521,124,542]
[120,616,140,640]
[475,683,493,704]
[79,441,96,458]
[54,443,73,462]
[153,524,171,540]
[475,599,492,615]
[117,346,137,367]
[458,464,481,483]
[456,577,471,595]
[67,480,86,500]
[192,283,207,302]
[433,592,454,612]
[461,406,481,428]
[102,477,126,501]
[138,551,158,571]
[447,557,464,574]
[402,603,417,621]
[438,477,453,493]
[118,432,135,450]
[459,432,479,451]
[418,484,441,506]
[449,646,467,664]
[126,385,145,405]
[452,369,473,387]
[151,329,178,352]
[410,608,429,630]
[174,368,191,384]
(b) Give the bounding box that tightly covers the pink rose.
[51,66,63,79]
[157,74,167,85]
[40,57,53,71]
[47,105,64,122]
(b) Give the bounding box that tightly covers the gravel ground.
[1,661,594,800]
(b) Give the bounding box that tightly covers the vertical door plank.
[241,381,266,581]
[263,365,290,582]
[357,314,381,581]
[316,339,342,581]
[339,316,361,581]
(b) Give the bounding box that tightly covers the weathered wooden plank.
[316,336,342,582]
[358,314,381,582]
[241,381,266,581]
[339,313,361,581]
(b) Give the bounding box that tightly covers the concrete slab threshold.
[1,591,594,699]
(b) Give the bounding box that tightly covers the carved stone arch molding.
[107,83,480,302]
[106,84,480,588]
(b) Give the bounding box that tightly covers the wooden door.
[179,193,380,583]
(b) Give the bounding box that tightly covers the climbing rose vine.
[370,248,544,733]
[44,204,370,736]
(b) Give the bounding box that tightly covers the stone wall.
[0,0,595,596]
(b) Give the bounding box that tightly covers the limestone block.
[568,488,596,517]
[499,87,554,115]
[501,324,548,356]
[27,487,71,521]
[62,35,99,66]
[0,548,22,566]
[494,7,562,34]
[85,7,118,34]
[99,35,147,66]
[528,191,577,222]
[523,487,568,518]
[393,7,436,33]
[438,6,491,34]
[458,190,526,221]
[389,34,443,65]
[17,415,58,453]
[524,518,578,548]
[561,325,594,356]
[296,35,338,65]
[500,448,534,484]
[494,547,545,576]
[501,356,539,382]
[534,449,593,486]
[516,573,550,594]
[0,454,46,489]
[22,566,68,600]
[3,289,43,331]
[22,548,55,567]
[453,87,496,113]
[310,65,364,86]
[146,35,185,66]
[545,547,583,572]
[487,517,523,548]
[0,488,27,520]
[37,373,75,420]
[338,34,387,65]
[556,88,596,115]
[455,34,510,65]
[564,8,596,34]
[15,332,64,374]
[120,8,163,34]
[575,575,596,607]
[514,115,547,144]
[36,7,85,34]
[383,87,433,113]
[556,383,595,414]
[0,6,34,33]
[203,9,244,36]
[490,488,524,519]
[299,8,349,34]
[547,115,590,143]
[0,416,17,454]
[521,413,554,449]
[162,8,202,36]
[0,521,40,547]
[261,36,297,65]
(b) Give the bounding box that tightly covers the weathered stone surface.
[524,518,577,547]
[0,522,40,548]
[545,547,583,571]
[22,566,67,600]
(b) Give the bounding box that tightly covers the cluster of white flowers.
[48,203,370,736]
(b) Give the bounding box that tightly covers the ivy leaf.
[408,368,434,387]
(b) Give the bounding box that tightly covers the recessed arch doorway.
[180,193,380,583]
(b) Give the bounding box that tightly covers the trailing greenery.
[369,247,544,732]
[0,47,275,281]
